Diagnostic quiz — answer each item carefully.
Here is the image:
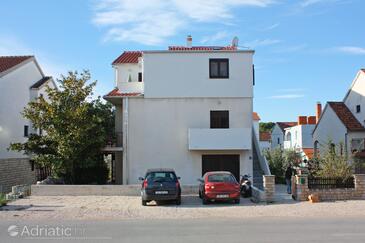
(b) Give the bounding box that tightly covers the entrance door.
[202,155,240,181]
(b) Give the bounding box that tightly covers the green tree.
[264,148,285,178]
[283,149,301,167]
[259,122,275,133]
[9,71,114,183]
[317,141,352,179]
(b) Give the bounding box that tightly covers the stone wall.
[251,175,275,203]
[293,174,365,201]
[0,158,36,193]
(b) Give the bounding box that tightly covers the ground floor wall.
[0,158,36,193]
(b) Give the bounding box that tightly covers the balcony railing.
[188,128,251,150]
[103,132,123,152]
[119,82,144,94]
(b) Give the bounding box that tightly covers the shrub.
[0,194,7,207]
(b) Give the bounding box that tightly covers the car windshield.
[146,172,177,182]
[207,174,237,183]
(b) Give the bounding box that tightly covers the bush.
[0,194,7,206]
[73,163,109,184]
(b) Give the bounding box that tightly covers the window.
[356,105,361,113]
[209,59,229,79]
[277,138,280,144]
[138,72,142,82]
[39,128,43,136]
[210,110,229,129]
[24,125,29,137]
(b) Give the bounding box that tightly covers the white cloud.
[200,31,230,44]
[0,35,69,79]
[267,94,305,99]
[335,46,365,55]
[259,23,280,31]
[300,0,349,7]
[243,39,281,48]
[92,0,276,45]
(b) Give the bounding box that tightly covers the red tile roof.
[302,148,314,160]
[253,112,261,121]
[259,132,271,141]
[0,56,32,73]
[104,88,142,97]
[112,51,142,65]
[328,102,365,131]
[276,122,297,132]
[168,46,237,51]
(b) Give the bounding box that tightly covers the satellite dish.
[232,36,239,47]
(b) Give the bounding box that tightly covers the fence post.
[294,175,309,201]
[354,174,365,199]
[263,175,275,203]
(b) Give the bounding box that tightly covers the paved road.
[1,217,365,243]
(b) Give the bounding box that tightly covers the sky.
[1,0,364,122]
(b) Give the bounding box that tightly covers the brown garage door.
[202,155,240,181]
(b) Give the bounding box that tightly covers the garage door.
[202,155,240,181]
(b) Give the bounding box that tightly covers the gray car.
[139,168,181,206]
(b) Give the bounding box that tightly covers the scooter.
[240,174,252,198]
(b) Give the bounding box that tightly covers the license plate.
[216,194,229,198]
[155,191,168,195]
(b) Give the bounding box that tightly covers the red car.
[198,171,240,204]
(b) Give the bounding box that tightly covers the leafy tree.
[317,141,352,179]
[264,148,285,178]
[9,71,114,183]
[283,149,301,167]
[259,122,275,133]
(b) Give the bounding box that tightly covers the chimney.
[186,35,192,48]
[298,116,308,125]
[316,102,322,123]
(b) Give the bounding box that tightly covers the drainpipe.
[122,97,129,184]
[345,133,348,159]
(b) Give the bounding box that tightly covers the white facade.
[284,125,315,150]
[106,47,255,185]
[0,57,55,159]
[344,70,365,126]
[271,125,283,150]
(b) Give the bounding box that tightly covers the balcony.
[102,132,123,152]
[188,128,251,150]
[119,82,144,94]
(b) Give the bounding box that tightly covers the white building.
[104,37,257,185]
[313,70,365,160]
[271,122,297,150]
[0,56,55,192]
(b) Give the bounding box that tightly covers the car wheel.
[176,197,181,205]
[234,199,240,204]
[142,200,147,206]
[199,190,202,199]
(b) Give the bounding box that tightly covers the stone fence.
[293,174,365,201]
[31,184,199,196]
[251,175,275,203]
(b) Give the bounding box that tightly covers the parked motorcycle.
[240,174,252,198]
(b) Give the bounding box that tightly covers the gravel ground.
[1,195,365,220]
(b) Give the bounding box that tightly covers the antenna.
[232,36,239,47]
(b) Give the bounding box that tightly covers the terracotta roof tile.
[30,76,52,89]
[328,102,365,131]
[112,51,142,65]
[104,88,142,97]
[168,46,237,51]
[276,122,297,132]
[302,148,314,160]
[253,112,261,121]
[259,132,271,141]
[0,56,33,73]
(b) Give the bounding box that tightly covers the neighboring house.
[0,56,55,193]
[104,36,256,184]
[259,132,271,152]
[283,103,321,160]
[271,122,297,150]
[313,69,365,160]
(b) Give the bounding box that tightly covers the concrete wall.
[126,97,253,185]
[344,71,365,125]
[271,125,283,150]
[143,51,253,98]
[0,60,43,159]
[115,63,142,87]
[313,105,348,156]
[0,158,36,193]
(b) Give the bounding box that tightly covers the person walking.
[285,164,293,194]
